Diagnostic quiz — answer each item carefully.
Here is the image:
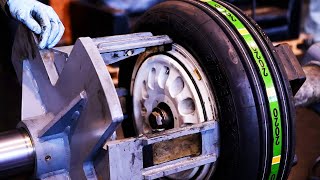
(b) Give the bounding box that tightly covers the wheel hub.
[131,44,219,179]
[149,103,174,131]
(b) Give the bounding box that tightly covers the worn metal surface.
[104,121,219,180]
[152,134,201,165]
[301,43,320,66]
[294,42,320,106]
[11,25,123,180]
[294,65,320,106]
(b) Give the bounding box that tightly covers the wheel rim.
[131,44,219,179]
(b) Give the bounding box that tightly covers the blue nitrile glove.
[7,0,64,49]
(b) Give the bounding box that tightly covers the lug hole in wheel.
[169,77,184,97]
[178,98,196,115]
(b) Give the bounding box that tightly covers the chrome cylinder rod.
[0,129,34,173]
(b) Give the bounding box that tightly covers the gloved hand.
[7,0,64,49]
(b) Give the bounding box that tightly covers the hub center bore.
[148,103,174,131]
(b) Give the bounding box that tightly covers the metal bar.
[92,32,153,45]
[52,33,172,66]
[97,35,172,53]
[142,121,216,145]
[142,155,217,180]
[0,129,35,173]
[104,120,218,179]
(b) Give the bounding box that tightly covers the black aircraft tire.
[118,1,295,179]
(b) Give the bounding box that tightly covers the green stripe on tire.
[202,1,283,179]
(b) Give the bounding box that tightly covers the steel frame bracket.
[11,25,173,180]
[104,121,219,180]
